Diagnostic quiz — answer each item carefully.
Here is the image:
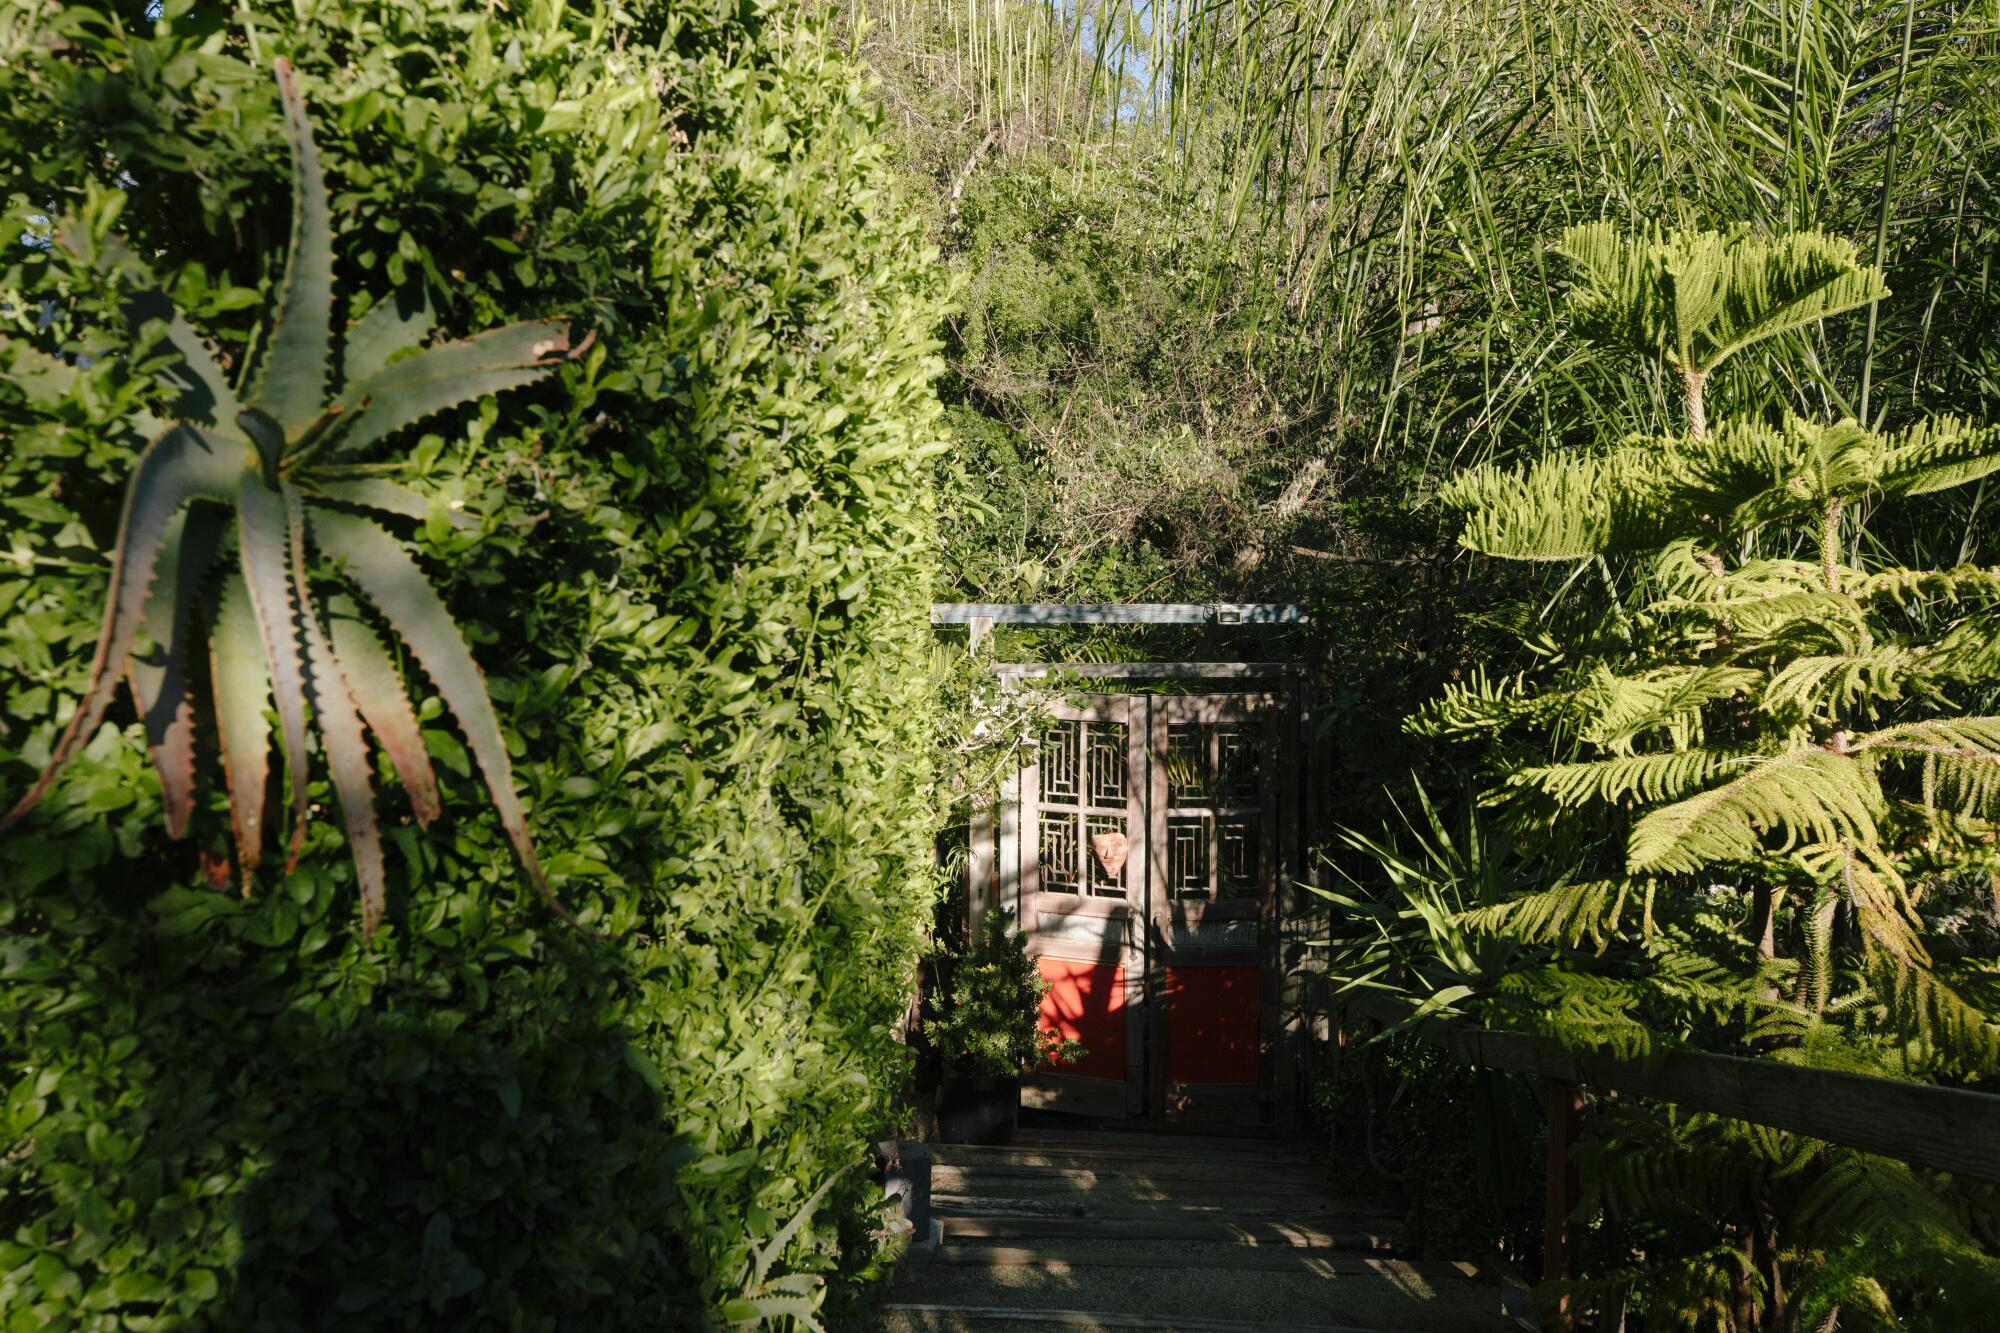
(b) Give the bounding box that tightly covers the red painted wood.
[1036,957,1126,1080]
[1165,965,1260,1084]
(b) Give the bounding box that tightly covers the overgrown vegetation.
[0,1,944,1326]
[1400,223,2000,1325]
[855,0,2000,1325]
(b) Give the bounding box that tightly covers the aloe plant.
[0,59,584,934]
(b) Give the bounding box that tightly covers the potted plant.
[928,911,1083,1145]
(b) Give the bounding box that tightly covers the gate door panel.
[1018,697,1147,1119]
[1148,693,1280,1124]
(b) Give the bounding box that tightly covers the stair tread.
[886,1258,1512,1331]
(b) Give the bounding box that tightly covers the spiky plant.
[0,60,584,934]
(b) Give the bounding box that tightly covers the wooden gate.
[993,689,1296,1125]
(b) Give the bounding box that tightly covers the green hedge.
[0,1,946,1326]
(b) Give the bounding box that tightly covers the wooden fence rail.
[1345,994,2000,1185]
[1343,994,2000,1326]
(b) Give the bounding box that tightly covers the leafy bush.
[0,1,945,1327]
[926,911,1080,1079]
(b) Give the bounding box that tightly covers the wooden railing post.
[1544,1078,1582,1331]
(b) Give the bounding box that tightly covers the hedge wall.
[0,1,946,1327]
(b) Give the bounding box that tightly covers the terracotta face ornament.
[1091,830,1130,880]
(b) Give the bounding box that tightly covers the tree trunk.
[1682,367,1708,438]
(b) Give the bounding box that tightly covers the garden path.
[869,1124,1525,1332]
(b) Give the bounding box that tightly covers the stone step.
[871,1125,1494,1332]
[934,1137,1315,1160]
[930,1165,1351,1207]
[931,1242,1472,1279]
[1010,1127,1288,1157]
[881,1255,1514,1331]
[871,1303,1467,1332]
[932,1144,1328,1176]
[936,1213,1402,1252]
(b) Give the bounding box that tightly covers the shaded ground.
[867,1125,1526,1331]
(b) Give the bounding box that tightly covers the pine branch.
[1575,664,1763,751]
[1555,223,1888,378]
[1509,749,1750,808]
[1456,879,1634,949]
[1628,748,1883,874]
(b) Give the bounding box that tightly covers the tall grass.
[860,0,1997,501]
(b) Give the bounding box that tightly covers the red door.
[1000,690,1287,1124]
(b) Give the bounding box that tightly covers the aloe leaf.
[324,593,441,826]
[249,58,334,435]
[301,478,477,531]
[78,233,243,427]
[333,321,571,459]
[209,567,273,885]
[237,407,287,488]
[2,424,240,834]
[342,288,436,385]
[236,471,312,873]
[125,504,225,838]
[288,485,387,932]
[309,508,560,915]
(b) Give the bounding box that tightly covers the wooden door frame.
[983,676,1306,1126]
[1010,694,1149,1119]
[1145,691,1285,1125]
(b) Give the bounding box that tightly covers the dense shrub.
[0,1,946,1326]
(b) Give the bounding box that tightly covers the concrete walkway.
[867,1125,1525,1332]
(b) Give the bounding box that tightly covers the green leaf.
[148,885,239,937]
[341,287,436,385]
[333,321,572,459]
[0,336,82,411]
[125,505,225,837]
[249,59,336,434]
[1627,748,1883,875]
[209,568,273,882]
[2,425,239,835]
[236,471,312,874]
[309,509,559,916]
[290,485,387,934]
[1555,223,1888,376]
[325,596,440,826]
[87,234,241,426]
[301,478,476,531]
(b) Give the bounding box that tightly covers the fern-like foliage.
[1627,748,1885,874]
[1507,749,1750,809]
[1449,415,2000,565]
[1554,222,1887,384]
[1335,222,2000,1327]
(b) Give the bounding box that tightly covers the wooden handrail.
[1344,994,2000,1185]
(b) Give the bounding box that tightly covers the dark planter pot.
[937,1074,1020,1145]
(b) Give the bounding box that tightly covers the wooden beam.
[1348,998,2000,1184]
[995,662,1303,680]
[1544,1080,1580,1331]
[932,602,1309,625]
